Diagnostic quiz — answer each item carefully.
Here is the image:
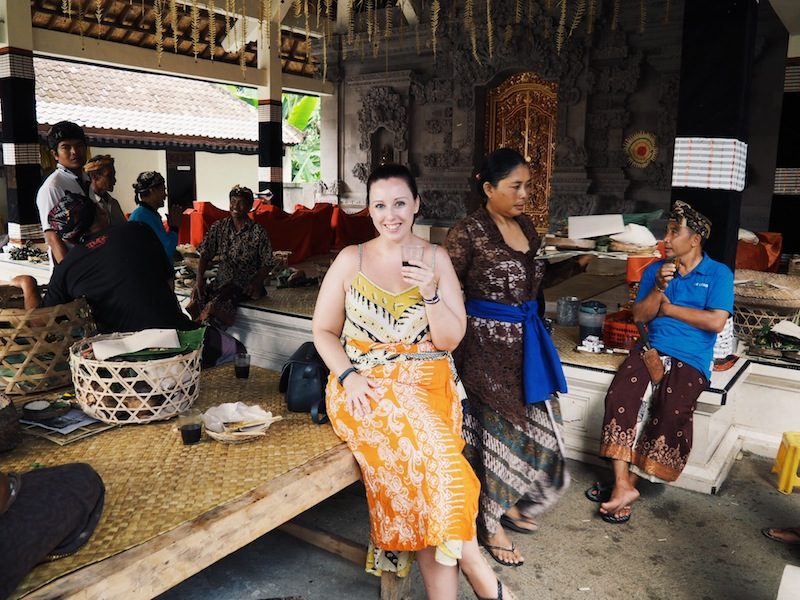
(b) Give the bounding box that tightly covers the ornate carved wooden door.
[486,72,558,233]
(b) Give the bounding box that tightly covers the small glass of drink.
[178,408,203,445]
[234,353,251,379]
[401,245,425,268]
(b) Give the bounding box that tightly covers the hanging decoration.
[431,0,440,60]
[191,0,200,60]
[48,0,668,78]
[209,0,217,59]
[170,0,179,52]
[624,131,658,168]
[264,0,272,49]
[155,0,164,65]
[95,0,103,39]
[640,0,647,33]
[239,0,248,77]
[78,2,86,49]
[556,0,566,54]
[486,0,494,60]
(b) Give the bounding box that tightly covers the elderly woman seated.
[188,185,273,328]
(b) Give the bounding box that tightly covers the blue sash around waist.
[465,298,567,405]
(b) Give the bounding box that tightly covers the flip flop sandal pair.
[600,506,632,524]
[584,481,613,503]
[499,514,539,534]
[762,527,800,545]
[479,540,524,567]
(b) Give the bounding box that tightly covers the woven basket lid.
[734,269,800,309]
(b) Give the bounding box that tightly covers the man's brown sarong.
[599,351,707,482]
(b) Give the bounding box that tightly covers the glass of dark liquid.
[234,352,251,379]
[178,408,203,445]
[401,245,425,268]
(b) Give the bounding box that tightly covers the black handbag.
[279,342,329,424]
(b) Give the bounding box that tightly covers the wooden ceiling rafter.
[30,0,320,77]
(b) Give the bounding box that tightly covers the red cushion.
[735,232,782,272]
[333,207,377,250]
[250,206,315,265]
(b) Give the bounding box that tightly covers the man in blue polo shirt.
[587,201,733,524]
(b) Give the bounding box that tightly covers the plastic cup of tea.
[234,353,251,379]
[401,245,425,268]
[178,408,203,445]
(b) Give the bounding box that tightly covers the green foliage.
[283,92,321,183]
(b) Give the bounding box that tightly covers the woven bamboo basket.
[734,269,800,341]
[0,298,95,395]
[70,333,202,424]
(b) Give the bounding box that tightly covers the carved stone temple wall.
[326,0,787,233]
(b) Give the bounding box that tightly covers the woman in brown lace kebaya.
[445,148,593,568]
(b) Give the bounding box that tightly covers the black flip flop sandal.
[585,481,613,503]
[479,540,524,568]
[600,506,632,524]
[499,514,538,534]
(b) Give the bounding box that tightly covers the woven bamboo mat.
[244,286,319,317]
[552,326,627,371]
[1,366,343,598]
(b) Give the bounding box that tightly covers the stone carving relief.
[410,78,453,105]
[425,119,445,134]
[646,73,680,190]
[357,86,409,152]
[352,162,369,184]
[447,2,586,111]
[422,149,462,169]
[419,190,468,221]
[555,136,588,168]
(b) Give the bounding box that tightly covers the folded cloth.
[466,299,567,404]
[610,223,657,247]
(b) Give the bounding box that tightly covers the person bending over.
[36,192,243,367]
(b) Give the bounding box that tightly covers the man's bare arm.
[44,231,68,264]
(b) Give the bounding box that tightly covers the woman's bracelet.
[655,283,667,293]
[337,366,357,385]
[422,293,440,305]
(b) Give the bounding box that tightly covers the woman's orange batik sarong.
[325,273,479,570]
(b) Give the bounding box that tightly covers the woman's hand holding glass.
[401,246,437,300]
[343,372,378,417]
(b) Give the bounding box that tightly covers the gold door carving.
[486,72,558,233]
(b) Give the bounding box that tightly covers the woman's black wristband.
[338,366,357,385]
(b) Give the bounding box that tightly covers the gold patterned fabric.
[326,273,479,561]
[599,351,707,481]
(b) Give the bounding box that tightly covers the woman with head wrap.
[187,185,273,328]
[85,155,126,226]
[129,171,181,265]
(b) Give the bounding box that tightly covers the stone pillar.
[670,0,759,269]
[0,1,42,245]
[257,20,283,209]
